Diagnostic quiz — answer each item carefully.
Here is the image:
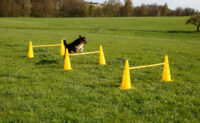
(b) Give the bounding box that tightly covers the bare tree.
[94,7,103,17]
[0,0,10,16]
[103,0,122,17]
[184,8,195,16]
[161,3,169,16]
[120,0,133,16]
[61,0,88,17]
[139,4,148,16]
[0,0,198,17]
[88,5,95,17]
[146,4,161,16]
[175,7,184,16]
[21,0,31,17]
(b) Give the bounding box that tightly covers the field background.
[0,17,200,122]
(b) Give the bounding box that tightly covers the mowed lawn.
[0,17,200,122]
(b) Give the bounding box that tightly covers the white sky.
[85,0,200,11]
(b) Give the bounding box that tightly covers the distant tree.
[120,0,133,16]
[161,3,169,16]
[0,0,199,17]
[139,4,148,16]
[61,0,88,17]
[103,0,122,17]
[43,0,54,17]
[88,5,95,17]
[186,15,200,32]
[0,0,31,17]
[184,8,195,16]
[94,7,103,17]
[146,4,161,16]
[20,0,31,17]
[133,6,139,16]
[30,0,45,17]
[0,0,9,16]
[175,7,184,16]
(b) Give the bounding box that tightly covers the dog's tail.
[63,40,67,48]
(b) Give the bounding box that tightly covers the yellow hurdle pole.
[33,44,61,48]
[69,51,100,56]
[129,63,164,70]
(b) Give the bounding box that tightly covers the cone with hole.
[120,60,132,89]
[64,48,72,70]
[99,45,106,65]
[28,41,34,58]
[162,55,172,81]
[60,40,65,56]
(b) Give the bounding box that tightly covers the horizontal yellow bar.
[70,51,100,56]
[33,44,60,48]
[129,63,164,70]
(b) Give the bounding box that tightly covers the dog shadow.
[36,59,58,65]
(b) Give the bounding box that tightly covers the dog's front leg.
[79,47,84,53]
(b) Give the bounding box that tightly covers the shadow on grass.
[0,26,93,31]
[85,83,119,89]
[99,83,119,88]
[0,73,29,79]
[167,30,199,34]
[84,84,96,89]
[107,28,199,34]
[36,59,58,65]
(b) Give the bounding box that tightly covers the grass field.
[0,17,200,122]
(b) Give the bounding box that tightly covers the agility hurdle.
[64,45,106,70]
[28,40,65,58]
[120,55,172,90]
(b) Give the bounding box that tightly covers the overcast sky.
[85,0,200,11]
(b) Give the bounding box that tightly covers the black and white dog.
[63,35,87,54]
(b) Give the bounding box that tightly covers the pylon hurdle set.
[28,40,106,70]
[64,45,106,70]
[120,55,172,90]
[28,40,65,58]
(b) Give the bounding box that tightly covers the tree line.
[0,0,199,17]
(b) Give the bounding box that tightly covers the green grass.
[0,17,200,122]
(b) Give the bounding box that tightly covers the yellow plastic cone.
[64,49,72,70]
[28,41,34,58]
[60,40,65,56]
[120,60,132,90]
[99,45,106,65]
[162,55,172,81]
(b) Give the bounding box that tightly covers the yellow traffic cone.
[28,41,34,58]
[99,45,106,65]
[120,60,132,90]
[64,48,72,70]
[60,40,65,56]
[162,55,172,81]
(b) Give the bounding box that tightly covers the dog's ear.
[79,35,82,38]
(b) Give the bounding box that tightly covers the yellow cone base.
[28,41,34,58]
[119,60,133,90]
[64,49,72,70]
[162,55,172,82]
[99,45,106,65]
